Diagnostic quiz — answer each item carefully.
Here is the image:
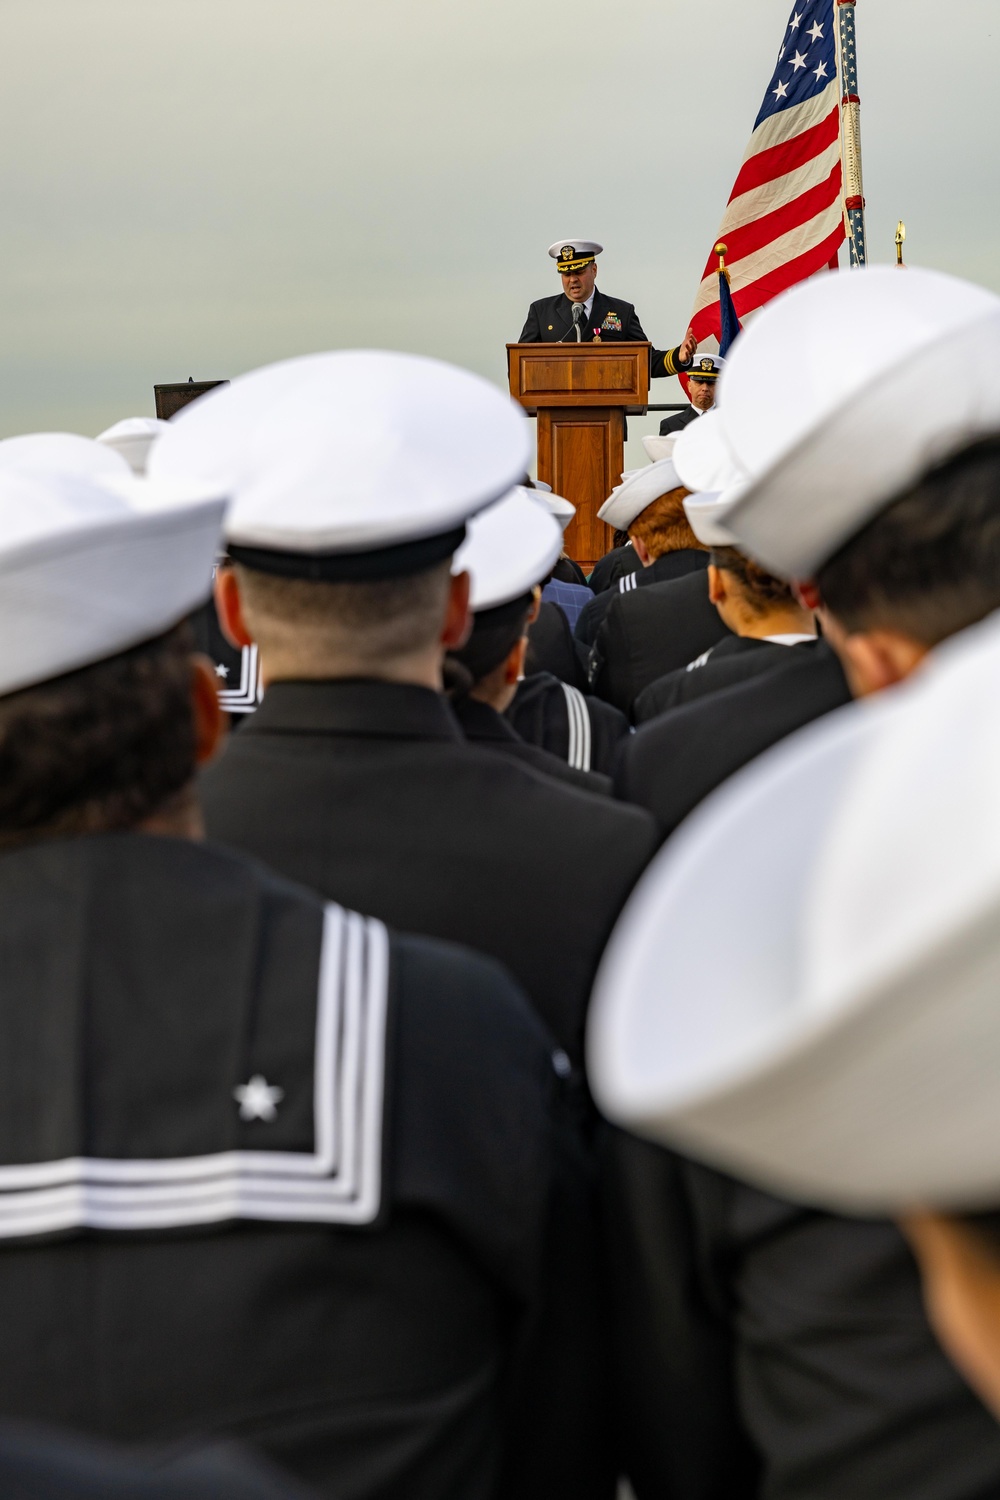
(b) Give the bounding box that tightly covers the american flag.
[688,0,845,346]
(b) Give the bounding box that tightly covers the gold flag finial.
[715,242,728,271]
[895,221,906,268]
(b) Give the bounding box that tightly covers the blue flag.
[718,271,742,358]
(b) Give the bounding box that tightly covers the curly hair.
[709,547,798,616]
[0,623,197,848]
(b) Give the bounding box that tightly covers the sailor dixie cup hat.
[707,266,1000,579]
[149,350,530,581]
[588,605,1000,1216]
[0,467,226,698]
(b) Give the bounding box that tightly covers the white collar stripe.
[561,683,592,772]
[217,645,262,711]
[0,903,389,1237]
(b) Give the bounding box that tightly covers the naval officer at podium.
[519,240,697,379]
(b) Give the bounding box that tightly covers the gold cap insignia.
[560,246,575,260]
[700,357,715,373]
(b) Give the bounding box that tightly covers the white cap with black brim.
[148,349,530,583]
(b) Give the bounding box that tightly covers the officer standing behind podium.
[519,241,697,380]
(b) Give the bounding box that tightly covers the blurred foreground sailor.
[0,466,611,1499]
[519,240,697,380]
[151,350,658,1068]
[595,266,1000,1499]
[447,487,610,793]
[592,604,1000,1421]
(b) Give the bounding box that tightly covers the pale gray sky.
[0,0,996,467]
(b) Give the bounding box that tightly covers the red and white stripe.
[689,78,845,345]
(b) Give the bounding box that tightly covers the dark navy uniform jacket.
[575,548,709,651]
[0,833,611,1500]
[602,1130,1000,1500]
[200,680,658,1066]
[632,635,814,722]
[451,692,611,796]
[587,544,636,596]
[615,640,852,835]
[657,405,699,438]
[507,672,630,779]
[518,291,690,381]
[590,567,731,716]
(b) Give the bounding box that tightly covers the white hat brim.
[453,487,563,610]
[598,459,683,531]
[588,608,1000,1214]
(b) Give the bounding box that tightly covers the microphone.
[559,302,587,343]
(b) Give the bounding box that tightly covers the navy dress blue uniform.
[587,544,636,595]
[632,635,814,722]
[506,672,630,779]
[200,680,658,1067]
[615,640,852,833]
[451,692,611,795]
[602,1129,1000,1500]
[589,568,731,715]
[519,291,691,381]
[0,831,611,1500]
[575,547,709,651]
[657,406,699,438]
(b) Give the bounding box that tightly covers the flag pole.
[836,0,867,266]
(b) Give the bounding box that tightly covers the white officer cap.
[598,458,685,532]
[453,487,563,611]
[641,434,678,463]
[688,353,726,380]
[548,240,603,272]
[149,350,530,581]
[96,417,171,475]
[711,267,1000,578]
[589,605,1000,1215]
[0,432,130,481]
[0,469,226,697]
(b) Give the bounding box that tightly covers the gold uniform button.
[548,325,553,331]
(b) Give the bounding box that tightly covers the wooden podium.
[507,341,650,567]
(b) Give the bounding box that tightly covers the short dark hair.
[709,546,797,614]
[817,437,1000,646]
[0,623,197,848]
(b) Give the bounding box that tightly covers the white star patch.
[808,20,824,41]
[773,78,789,99]
[234,1075,285,1122]
[214,662,230,679]
[813,60,829,79]
[790,10,803,27]
[790,50,807,71]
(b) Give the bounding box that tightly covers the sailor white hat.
[641,434,678,463]
[711,266,1000,578]
[0,469,226,697]
[0,432,130,481]
[96,417,171,475]
[682,484,746,547]
[149,350,530,581]
[453,487,563,612]
[589,605,1000,1215]
[598,458,685,532]
[673,409,742,495]
[540,490,575,532]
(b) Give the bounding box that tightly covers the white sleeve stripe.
[0,905,390,1237]
[561,683,593,772]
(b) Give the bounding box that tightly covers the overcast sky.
[0,0,996,466]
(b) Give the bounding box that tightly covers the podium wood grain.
[507,342,650,568]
